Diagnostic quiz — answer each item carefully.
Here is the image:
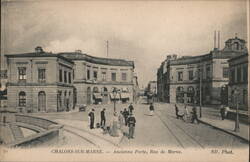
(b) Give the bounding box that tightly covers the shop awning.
[120,93,130,99]
[110,93,120,99]
[93,93,102,99]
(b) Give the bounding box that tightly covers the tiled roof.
[59,52,134,67]
[5,52,74,64]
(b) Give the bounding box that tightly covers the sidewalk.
[182,104,249,142]
[199,117,249,142]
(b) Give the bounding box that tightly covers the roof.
[59,52,134,67]
[228,53,248,62]
[5,52,74,64]
[225,37,246,43]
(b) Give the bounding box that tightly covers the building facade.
[60,51,135,106]
[5,47,75,113]
[228,53,248,111]
[0,70,8,107]
[157,36,248,105]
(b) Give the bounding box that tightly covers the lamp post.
[112,88,117,113]
[234,88,240,132]
[199,64,202,118]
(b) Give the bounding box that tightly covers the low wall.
[15,114,58,130]
[8,128,61,147]
[5,114,63,147]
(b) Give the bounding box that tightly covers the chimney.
[218,30,220,50]
[75,50,82,53]
[214,30,217,49]
[35,46,44,53]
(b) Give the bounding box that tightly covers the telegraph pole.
[199,61,202,118]
[106,40,109,58]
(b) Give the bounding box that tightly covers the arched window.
[93,87,99,93]
[19,91,26,106]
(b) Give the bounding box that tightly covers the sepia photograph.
[0,0,249,162]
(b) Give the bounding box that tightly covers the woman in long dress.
[110,112,119,137]
[184,105,190,122]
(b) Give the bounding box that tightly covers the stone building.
[157,36,247,105]
[5,47,75,113]
[228,53,248,111]
[60,51,135,105]
[147,81,157,95]
[0,70,8,107]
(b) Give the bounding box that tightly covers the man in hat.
[127,113,136,139]
[100,108,106,128]
[88,109,95,129]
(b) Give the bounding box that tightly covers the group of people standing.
[88,103,137,139]
[175,104,199,124]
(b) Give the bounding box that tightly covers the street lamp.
[234,88,240,132]
[199,65,202,118]
[112,88,118,113]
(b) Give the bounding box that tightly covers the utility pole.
[106,40,109,58]
[199,61,202,118]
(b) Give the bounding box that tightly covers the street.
[34,101,248,149]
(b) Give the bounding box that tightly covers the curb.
[199,119,249,143]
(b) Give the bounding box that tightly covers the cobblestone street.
[34,101,248,149]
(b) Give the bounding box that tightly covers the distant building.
[228,53,248,111]
[60,51,135,105]
[147,81,157,95]
[157,36,247,105]
[0,70,8,107]
[5,47,75,113]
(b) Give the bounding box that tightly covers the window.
[64,71,67,83]
[188,70,193,80]
[243,66,248,82]
[237,67,241,83]
[18,67,26,81]
[122,73,127,81]
[111,73,116,81]
[93,71,98,80]
[68,72,71,84]
[223,67,229,78]
[87,69,90,80]
[101,72,106,81]
[230,69,235,83]
[19,91,26,107]
[59,69,63,82]
[38,69,46,82]
[178,72,183,81]
[206,66,211,79]
[243,90,247,105]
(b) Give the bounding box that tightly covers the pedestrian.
[118,110,124,129]
[220,105,225,120]
[191,106,199,124]
[183,105,190,121]
[110,112,119,137]
[100,108,106,128]
[128,103,134,114]
[127,113,136,139]
[123,108,129,126]
[149,103,154,116]
[175,104,179,119]
[88,109,95,129]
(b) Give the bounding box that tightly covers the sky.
[1,0,248,87]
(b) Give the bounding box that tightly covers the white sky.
[1,0,247,87]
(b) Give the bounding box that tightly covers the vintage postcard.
[0,0,249,162]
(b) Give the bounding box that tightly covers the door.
[38,91,46,112]
[87,87,91,105]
